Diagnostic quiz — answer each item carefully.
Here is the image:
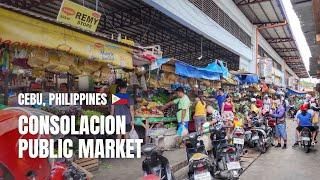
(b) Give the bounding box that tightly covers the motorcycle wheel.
[305,141,311,153]
[258,138,267,153]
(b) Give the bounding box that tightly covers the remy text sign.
[57,0,101,32]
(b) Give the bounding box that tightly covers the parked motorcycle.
[185,128,216,180]
[263,113,277,137]
[250,117,273,153]
[232,127,245,158]
[211,124,242,180]
[141,143,175,180]
[300,127,312,153]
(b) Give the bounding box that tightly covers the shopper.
[215,89,227,114]
[110,81,135,139]
[263,94,272,113]
[221,96,235,139]
[194,96,206,132]
[162,87,191,137]
[272,99,287,149]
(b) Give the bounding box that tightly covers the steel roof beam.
[254,21,287,29]
[283,56,301,61]
[236,0,271,6]
[266,38,294,43]
[274,48,297,52]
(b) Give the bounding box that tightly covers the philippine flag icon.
[112,93,129,105]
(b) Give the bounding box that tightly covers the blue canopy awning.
[286,88,307,96]
[175,61,221,80]
[235,74,259,84]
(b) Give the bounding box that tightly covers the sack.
[177,123,188,137]
[312,112,319,124]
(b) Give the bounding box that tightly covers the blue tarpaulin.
[235,74,259,84]
[175,61,221,80]
[286,88,307,96]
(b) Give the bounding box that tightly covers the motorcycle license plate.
[252,136,259,141]
[301,137,310,141]
[233,138,244,145]
[194,172,212,180]
[227,161,241,170]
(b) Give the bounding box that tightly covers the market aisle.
[240,119,320,180]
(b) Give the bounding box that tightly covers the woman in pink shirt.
[221,96,235,139]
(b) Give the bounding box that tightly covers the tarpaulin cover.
[150,58,171,70]
[175,61,221,80]
[236,74,259,84]
[286,88,307,96]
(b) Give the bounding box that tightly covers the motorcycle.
[250,117,273,153]
[300,127,312,153]
[141,143,175,180]
[185,128,216,180]
[232,127,245,158]
[211,124,242,180]
[288,105,297,118]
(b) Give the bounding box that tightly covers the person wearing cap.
[162,87,191,136]
[293,104,318,146]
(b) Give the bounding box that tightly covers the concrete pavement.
[94,148,187,180]
[240,119,320,180]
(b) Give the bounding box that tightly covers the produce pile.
[135,99,164,117]
[42,105,82,117]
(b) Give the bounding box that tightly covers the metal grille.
[188,0,251,47]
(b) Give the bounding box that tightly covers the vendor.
[162,87,191,136]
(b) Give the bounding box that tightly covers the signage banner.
[0,8,133,69]
[57,0,101,32]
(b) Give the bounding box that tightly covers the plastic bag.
[177,123,188,137]
[129,129,139,154]
[129,129,139,139]
[312,112,319,124]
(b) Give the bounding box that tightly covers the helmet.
[251,98,256,102]
[300,104,309,111]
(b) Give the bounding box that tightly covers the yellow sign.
[0,8,133,69]
[57,0,101,32]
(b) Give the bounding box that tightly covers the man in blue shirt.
[215,89,227,114]
[294,104,318,146]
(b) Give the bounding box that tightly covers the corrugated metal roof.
[291,0,319,78]
[234,0,309,78]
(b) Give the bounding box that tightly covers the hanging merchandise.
[28,49,49,68]
[0,47,10,72]
[12,48,30,69]
[140,75,147,91]
[129,72,140,86]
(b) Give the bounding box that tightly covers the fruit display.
[135,101,164,117]
[42,105,82,117]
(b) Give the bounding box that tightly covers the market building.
[0,0,315,179]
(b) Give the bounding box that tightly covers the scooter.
[211,124,242,180]
[232,127,245,158]
[141,143,175,180]
[300,128,312,153]
[250,117,273,153]
[185,128,216,180]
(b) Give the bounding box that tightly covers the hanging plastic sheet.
[286,88,307,96]
[175,61,221,80]
[150,58,171,70]
[236,74,259,84]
